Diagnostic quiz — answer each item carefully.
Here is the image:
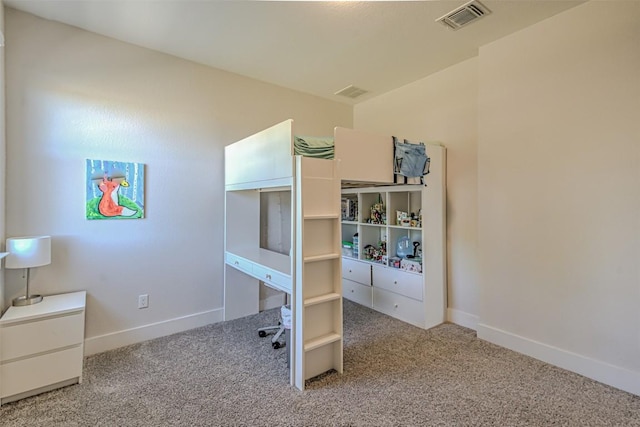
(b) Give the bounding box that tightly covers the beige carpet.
[1,299,639,426]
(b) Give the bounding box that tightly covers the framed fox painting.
[86,159,145,220]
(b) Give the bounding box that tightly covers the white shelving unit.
[224,120,342,390]
[341,145,446,329]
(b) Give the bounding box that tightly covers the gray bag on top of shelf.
[393,136,430,179]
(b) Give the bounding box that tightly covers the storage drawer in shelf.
[342,258,371,286]
[343,278,372,308]
[373,288,424,328]
[226,252,252,275]
[1,313,84,361]
[252,264,290,293]
[1,345,83,399]
[372,265,423,301]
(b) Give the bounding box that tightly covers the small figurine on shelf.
[369,202,385,225]
[410,211,420,228]
[353,233,359,258]
[364,244,375,261]
[396,210,408,226]
[363,242,387,264]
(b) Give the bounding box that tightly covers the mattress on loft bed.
[294,136,334,159]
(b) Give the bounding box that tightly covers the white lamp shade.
[5,236,51,269]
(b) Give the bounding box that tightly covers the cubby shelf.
[340,144,446,330]
[360,223,386,228]
[388,225,422,231]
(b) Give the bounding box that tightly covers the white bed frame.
[225,120,396,191]
[223,119,435,390]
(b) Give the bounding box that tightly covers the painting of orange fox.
[86,159,145,220]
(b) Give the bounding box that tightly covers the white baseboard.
[84,308,224,356]
[447,307,479,331]
[477,323,640,397]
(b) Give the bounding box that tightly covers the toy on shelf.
[368,202,386,225]
[341,198,358,221]
[364,240,387,264]
[396,209,422,228]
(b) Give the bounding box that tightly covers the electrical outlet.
[138,294,149,309]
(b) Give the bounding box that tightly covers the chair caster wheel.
[258,331,267,338]
[272,342,281,349]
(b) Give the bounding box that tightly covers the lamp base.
[13,294,44,306]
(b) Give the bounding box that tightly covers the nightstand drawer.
[1,312,84,361]
[342,258,371,286]
[1,346,83,399]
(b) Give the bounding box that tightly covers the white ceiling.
[4,0,584,104]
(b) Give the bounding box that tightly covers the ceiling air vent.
[436,0,491,31]
[334,85,368,99]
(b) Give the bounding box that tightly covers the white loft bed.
[223,118,403,325]
[224,119,344,390]
[223,119,444,390]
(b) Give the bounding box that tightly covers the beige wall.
[356,1,639,396]
[477,1,640,395]
[3,9,351,352]
[355,57,479,329]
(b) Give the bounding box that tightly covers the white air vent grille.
[436,0,491,30]
[334,85,368,99]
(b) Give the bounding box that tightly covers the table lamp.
[6,236,51,306]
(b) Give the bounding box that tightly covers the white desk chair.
[258,305,291,349]
[258,323,285,349]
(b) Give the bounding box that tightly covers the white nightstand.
[0,291,86,404]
